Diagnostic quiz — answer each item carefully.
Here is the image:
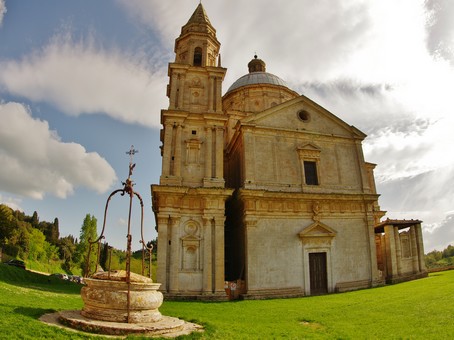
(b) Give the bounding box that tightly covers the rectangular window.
[304,161,318,185]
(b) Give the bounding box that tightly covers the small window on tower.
[192,130,197,135]
[193,47,202,66]
[304,161,318,185]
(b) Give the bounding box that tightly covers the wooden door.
[309,252,328,295]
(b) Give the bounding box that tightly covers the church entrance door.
[309,252,328,295]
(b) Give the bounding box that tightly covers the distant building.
[151,4,427,300]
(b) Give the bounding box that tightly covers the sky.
[0,0,453,252]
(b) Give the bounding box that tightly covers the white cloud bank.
[0,0,6,27]
[118,0,454,251]
[0,102,117,199]
[0,194,22,211]
[0,35,167,128]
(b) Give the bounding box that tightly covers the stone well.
[81,270,163,323]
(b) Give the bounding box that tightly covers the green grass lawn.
[1,264,453,339]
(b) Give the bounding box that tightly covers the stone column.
[415,223,426,272]
[394,227,402,276]
[161,123,173,177]
[168,216,180,294]
[215,127,224,180]
[174,124,183,178]
[156,214,169,292]
[410,225,419,273]
[384,224,397,280]
[380,234,387,277]
[202,217,213,294]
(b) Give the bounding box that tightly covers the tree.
[30,211,39,228]
[0,205,14,248]
[76,214,98,276]
[99,242,110,271]
[58,236,75,272]
[27,228,47,261]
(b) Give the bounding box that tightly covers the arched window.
[193,47,202,66]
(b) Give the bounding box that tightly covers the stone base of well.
[37,270,205,337]
[40,311,203,337]
[81,271,163,323]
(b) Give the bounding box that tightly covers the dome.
[226,55,291,93]
[226,72,290,93]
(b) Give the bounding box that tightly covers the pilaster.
[215,77,222,112]
[161,122,173,178]
[174,124,183,177]
[202,217,213,293]
[204,127,213,181]
[215,126,224,180]
[156,214,169,292]
[213,215,226,294]
[208,76,214,112]
[168,216,181,294]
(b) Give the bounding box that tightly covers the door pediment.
[299,222,336,245]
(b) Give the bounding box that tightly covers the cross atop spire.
[126,145,138,178]
[126,145,139,165]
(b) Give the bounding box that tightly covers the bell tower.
[160,3,227,187]
[152,4,233,300]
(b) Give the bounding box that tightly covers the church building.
[151,3,427,300]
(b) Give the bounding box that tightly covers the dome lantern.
[248,55,266,73]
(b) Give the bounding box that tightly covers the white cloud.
[118,0,454,252]
[425,0,454,65]
[0,194,22,211]
[0,0,6,27]
[0,34,167,128]
[117,0,193,44]
[0,102,117,199]
[423,214,454,252]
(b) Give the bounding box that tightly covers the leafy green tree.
[30,211,39,228]
[0,204,15,244]
[57,235,77,271]
[44,242,60,263]
[76,214,98,276]
[27,228,47,261]
[99,242,111,271]
[442,245,454,258]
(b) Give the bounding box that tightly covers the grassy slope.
[0,265,87,339]
[1,265,453,339]
[161,272,454,339]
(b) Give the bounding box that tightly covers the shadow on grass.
[8,280,82,294]
[1,266,82,294]
[14,306,57,319]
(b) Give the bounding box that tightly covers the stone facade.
[151,4,427,300]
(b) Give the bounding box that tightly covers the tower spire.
[184,2,212,28]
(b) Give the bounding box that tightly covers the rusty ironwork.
[84,145,154,323]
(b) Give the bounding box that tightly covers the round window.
[298,110,310,122]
